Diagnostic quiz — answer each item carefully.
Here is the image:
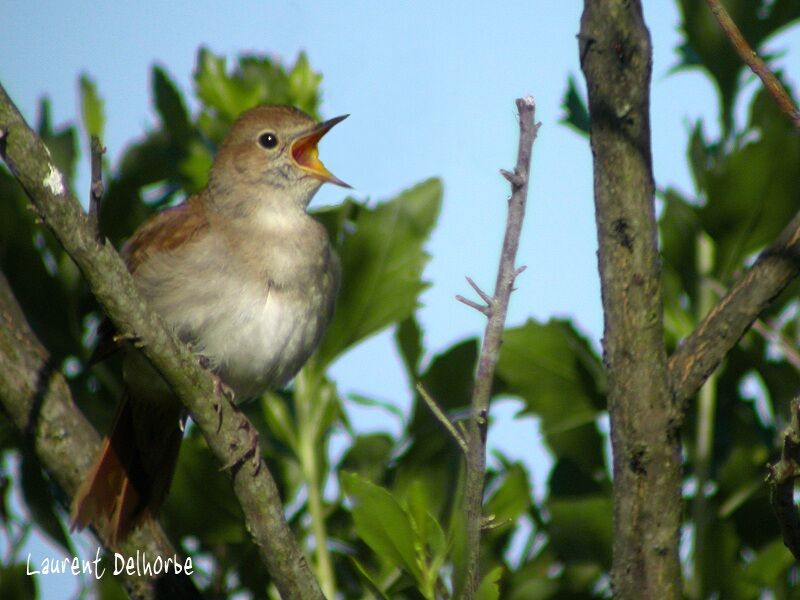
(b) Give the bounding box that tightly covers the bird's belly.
[188,284,328,400]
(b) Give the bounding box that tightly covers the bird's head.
[209,105,350,209]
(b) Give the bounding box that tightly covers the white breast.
[133,218,336,401]
[194,279,327,398]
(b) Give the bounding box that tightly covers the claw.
[219,418,261,475]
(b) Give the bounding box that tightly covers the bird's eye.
[258,132,278,149]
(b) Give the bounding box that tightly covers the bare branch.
[0,82,325,600]
[669,210,800,412]
[0,272,200,600]
[415,383,469,454]
[461,96,538,598]
[705,0,800,129]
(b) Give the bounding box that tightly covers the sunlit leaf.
[497,318,606,472]
[79,74,105,139]
[560,74,589,136]
[153,66,190,143]
[341,471,422,580]
[316,178,442,367]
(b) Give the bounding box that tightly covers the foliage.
[0,1,799,596]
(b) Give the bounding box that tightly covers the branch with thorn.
[460,96,539,599]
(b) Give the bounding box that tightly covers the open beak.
[290,114,351,188]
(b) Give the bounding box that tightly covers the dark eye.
[258,132,278,149]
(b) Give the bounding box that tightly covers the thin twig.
[705,0,800,129]
[455,295,490,316]
[461,96,539,598]
[466,276,493,306]
[415,382,468,455]
[87,136,105,239]
[456,276,494,315]
[767,397,800,559]
[751,320,800,373]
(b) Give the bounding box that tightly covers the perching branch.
[0,272,201,600]
[0,83,325,600]
[460,96,538,598]
[580,1,681,598]
[705,0,800,129]
[767,398,800,559]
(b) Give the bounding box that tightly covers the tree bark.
[580,2,682,598]
[0,271,201,600]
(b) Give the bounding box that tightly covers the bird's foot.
[219,418,261,476]
[197,355,235,432]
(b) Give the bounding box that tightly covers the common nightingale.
[70,106,347,543]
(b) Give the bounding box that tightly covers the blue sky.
[2,2,798,597]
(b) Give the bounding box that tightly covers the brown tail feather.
[70,393,184,545]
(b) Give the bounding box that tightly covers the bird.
[70,105,348,544]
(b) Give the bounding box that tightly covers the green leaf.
[347,392,405,424]
[547,494,613,566]
[560,74,589,136]
[79,74,105,139]
[743,540,794,589]
[193,48,324,131]
[153,66,190,143]
[477,566,504,600]
[339,433,395,483]
[179,138,214,192]
[395,315,423,379]
[405,479,447,560]
[395,338,476,522]
[260,391,299,452]
[484,462,532,536]
[288,52,323,116]
[0,564,37,600]
[659,188,702,347]
[20,450,72,554]
[350,558,392,599]
[316,178,442,367]
[497,318,607,472]
[163,429,245,544]
[194,48,255,123]
[341,471,421,580]
[696,88,800,280]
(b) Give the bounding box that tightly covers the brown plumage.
[70,105,348,544]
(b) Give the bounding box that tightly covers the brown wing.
[90,195,209,363]
[123,194,209,273]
